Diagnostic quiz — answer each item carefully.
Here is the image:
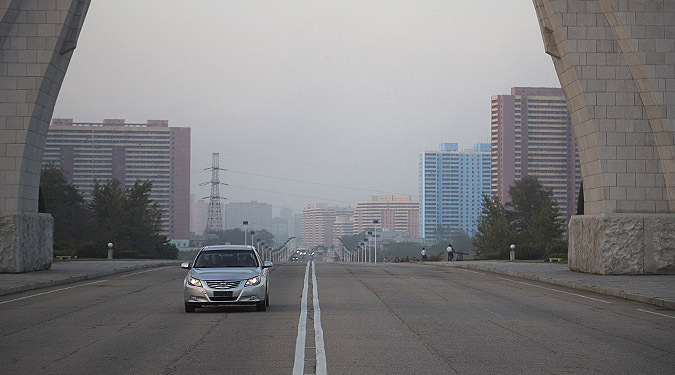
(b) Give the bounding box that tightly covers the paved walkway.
[0,260,180,296]
[430,260,675,310]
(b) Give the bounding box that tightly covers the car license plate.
[214,291,233,297]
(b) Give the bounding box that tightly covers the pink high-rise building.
[491,87,581,221]
[354,195,419,238]
[302,204,354,248]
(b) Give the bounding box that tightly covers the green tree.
[380,242,424,261]
[89,179,177,259]
[507,176,565,259]
[90,178,126,251]
[473,195,516,259]
[449,228,474,257]
[204,228,275,248]
[40,165,92,253]
[204,228,245,246]
[431,225,453,244]
[251,229,275,248]
[338,232,366,252]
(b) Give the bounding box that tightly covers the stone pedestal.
[0,213,54,273]
[569,214,675,275]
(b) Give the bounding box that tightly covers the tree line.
[335,176,566,262]
[473,176,566,260]
[40,164,178,259]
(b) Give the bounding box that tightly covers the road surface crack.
[162,314,229,374]
[344,266,460,374]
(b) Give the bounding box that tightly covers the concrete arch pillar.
[533,0,675,274]
[0,0,90,272]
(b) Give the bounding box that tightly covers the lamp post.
[107,242,113,260]
[250,230,258,248]
[364,237,369,263]
[510,244,516,261]
[373,220,379,264]
[243,221,249,245]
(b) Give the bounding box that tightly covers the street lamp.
[250,230,258,247]
[373,220,379,264]
[364,237,369,263]
[510,244,516,261]
[243,221,249,245]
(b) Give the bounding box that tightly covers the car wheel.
[185,303,196,313]
[265,290,270,307]
[256,300,267,311]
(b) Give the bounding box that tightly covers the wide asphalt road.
[1,262,673,374]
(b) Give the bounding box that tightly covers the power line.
[227,169,416,197]
[227,184,356,205]
[193,152,406,173]
[192,168,418,199]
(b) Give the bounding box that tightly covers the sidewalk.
[0,259,180,297]
[430,260,675,310]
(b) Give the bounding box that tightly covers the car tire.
[265,290,270,307]
[185,303,196,313]
[256,300,267,311]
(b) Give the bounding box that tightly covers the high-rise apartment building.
[353,195,419,238]
[44,118,190,240]
[302,204,353,248]
[292,213,303,244]
[491,87,581,221]
[224,201,272,232]
[332,216,354,246]
[190,194,209,235]
[270,217,289,243]
[419,143,491,241]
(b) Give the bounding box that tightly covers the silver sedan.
[182,245,272,312]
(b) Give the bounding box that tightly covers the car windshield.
[194,250,259,268]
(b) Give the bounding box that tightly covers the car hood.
[190,267,259,280]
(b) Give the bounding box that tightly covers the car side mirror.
[263,261,273,268]
[180,262,191,269]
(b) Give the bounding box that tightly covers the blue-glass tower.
[419,143,491,241]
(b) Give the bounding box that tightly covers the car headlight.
[245,275,261,287]
[188,277,202,287]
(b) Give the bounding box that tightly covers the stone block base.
[569,214,675,275]
[0,213,53,273]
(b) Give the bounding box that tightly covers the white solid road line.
[497,277,611,304]
[120,266,172,278]
[0,280,108,305]
[312,261,327,375]
[293,261,310,375]
[637,308,675,320]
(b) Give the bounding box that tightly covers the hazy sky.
[52,0,560,216]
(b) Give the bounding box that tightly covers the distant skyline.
[52,1,560,215]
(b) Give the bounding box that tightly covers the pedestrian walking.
[447,243,454,261]
[421,247,427,261]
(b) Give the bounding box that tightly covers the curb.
[0,261,179,297]
[428,262,675,310]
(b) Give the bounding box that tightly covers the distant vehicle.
[289,255,300,262]
[181,245,272,313]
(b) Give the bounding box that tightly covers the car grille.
[209,296,238,302]
[206,280,241,289]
